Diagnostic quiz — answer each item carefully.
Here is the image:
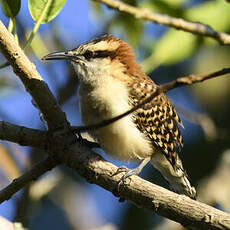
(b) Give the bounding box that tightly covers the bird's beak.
[41,51,75,61]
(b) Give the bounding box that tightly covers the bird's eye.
[83,50,94,60]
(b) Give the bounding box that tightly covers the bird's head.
[42,34,144,83]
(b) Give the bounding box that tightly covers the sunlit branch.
[62,145,230,230]
[0,20,70,131]
[94,0,230,45]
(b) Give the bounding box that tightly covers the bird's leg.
[116,157,151,186]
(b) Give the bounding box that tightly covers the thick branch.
[58,144,230,230]
[95,0,230,45]
[0,156,58,203]
[0,121,47,148]
[0,21,69,131]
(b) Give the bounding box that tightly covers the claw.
[114,158,151,195]
[114,166,129,175]
[116,167,140,188]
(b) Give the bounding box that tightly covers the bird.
[42,34,196,199]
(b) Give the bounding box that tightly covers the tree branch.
[0,121,47,149]
[0,156,58,204]
[94,0,230,45]
[58,144,230,230]
[0,20,70,131]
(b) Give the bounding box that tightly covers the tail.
[151,153,196,199]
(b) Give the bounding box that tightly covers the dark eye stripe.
[82,50,114,59]
[94,50,115,59]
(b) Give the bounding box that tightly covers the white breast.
[78,75,153,162]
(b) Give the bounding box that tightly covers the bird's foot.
[113,158,151,201]
[115,166,141,187]
[113,166,140,202]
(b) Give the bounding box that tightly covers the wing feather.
[129,77,184,167]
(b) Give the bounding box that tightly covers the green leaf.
[185,0,230,31]
[154,29,197,65]
[110,14,143,47]
[28,0,66,24]
[122,16,143,47]
[141,29,197,73]
[0,0,21,17]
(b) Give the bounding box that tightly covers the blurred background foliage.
[0,0,230,229]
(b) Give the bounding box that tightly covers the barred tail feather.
[150,153,196,199]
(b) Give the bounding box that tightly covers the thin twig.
[0,156,58,204]
[73,68,230,133]
[94,0,230,45]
